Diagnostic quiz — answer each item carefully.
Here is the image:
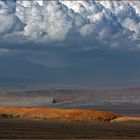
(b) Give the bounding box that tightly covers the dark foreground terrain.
[0,119,140,139]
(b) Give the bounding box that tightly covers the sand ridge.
[110,116,140,122]
[0,106,121,122]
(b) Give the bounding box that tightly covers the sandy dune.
[110,116,140,122]
[0,106,121,122]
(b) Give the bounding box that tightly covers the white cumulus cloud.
[0,0,140,49]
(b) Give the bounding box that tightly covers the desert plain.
[0,89,140,139]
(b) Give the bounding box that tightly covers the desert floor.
[0,118,140,139]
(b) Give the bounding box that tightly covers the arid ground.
[0,89,140,139]
[0,89,140,116]
[0,106,140,139]
[0,118,140,139]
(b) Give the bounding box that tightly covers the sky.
[0,0,140,89]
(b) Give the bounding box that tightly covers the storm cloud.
[0,0,140,88]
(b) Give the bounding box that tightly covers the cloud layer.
[0,0,140,49]
[1,1,140,89]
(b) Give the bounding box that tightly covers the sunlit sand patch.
[110,116,140,123]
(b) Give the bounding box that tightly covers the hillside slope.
[0,106,120,122]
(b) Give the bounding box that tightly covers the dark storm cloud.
[1,0,140,88]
